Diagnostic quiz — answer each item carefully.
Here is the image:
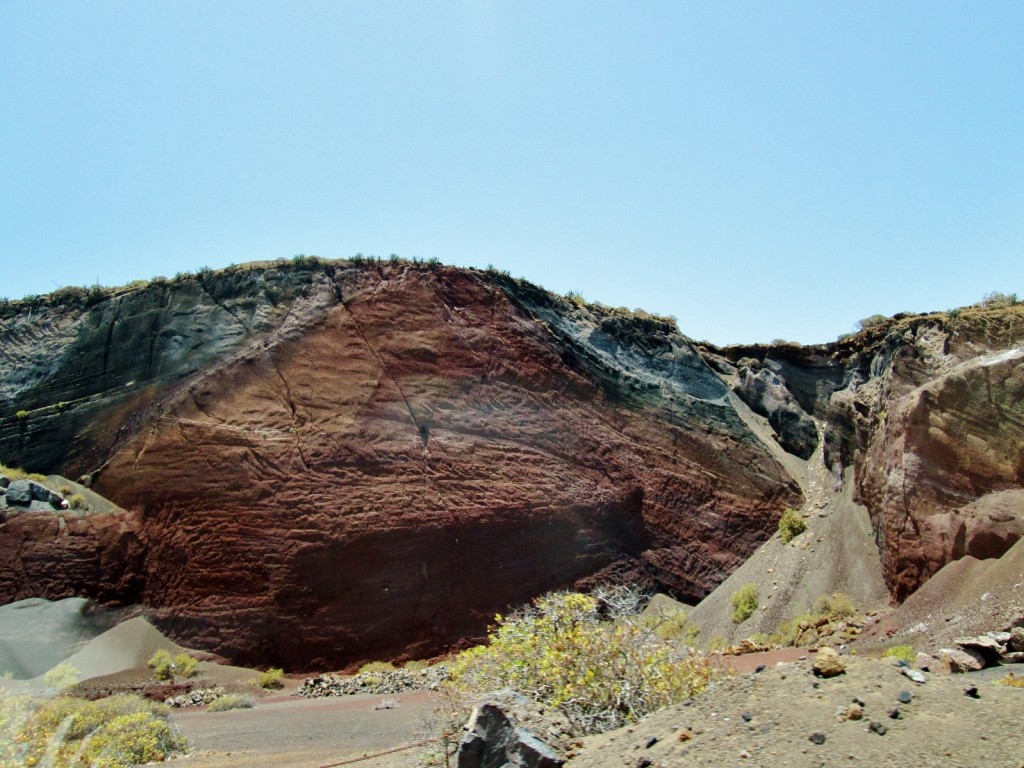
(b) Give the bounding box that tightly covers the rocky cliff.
[706,306,1024,601]
[0,261,799,668]
[1,262,1020,667]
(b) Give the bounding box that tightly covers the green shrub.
[207,694,255,712]
[449,591,717,734]
[15,410,28,420]
[256,667,284,689]
[565,291,586,307]
[731,584,759,624]
[43,662,79,691]
[147,649,198,681]
[402,659,429,671]
[173,653,199,679]
[882,645,916,664]
[147,649,173,681]
[778,508,806,544]
[67,494,87,510]
[0,462,46,483]
[856,314,889,331]
[359,661,396,674]
[980,291,1020,307]
[812,592,855,619]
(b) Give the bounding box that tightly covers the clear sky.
[1,2,1021,345]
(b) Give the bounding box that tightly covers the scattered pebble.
[897,690,912,704]
[901,667,927,684]
[809,732,827,745]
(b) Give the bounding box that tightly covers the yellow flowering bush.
[0,692,186,767]
[449,591,718,734]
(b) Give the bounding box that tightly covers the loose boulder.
[812,647,845,678]
[458,690,567,768]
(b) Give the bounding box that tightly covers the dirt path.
[172,691,441,768]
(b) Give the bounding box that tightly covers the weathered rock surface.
[458,689,570,768]
[2,263,1022,667]
[712,307,1024,601]
[0,262,799,669]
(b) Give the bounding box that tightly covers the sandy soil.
[568,654,1024,768]
[857,537,1024,654]
[687,425,890,647]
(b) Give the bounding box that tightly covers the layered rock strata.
[0,262,798,668]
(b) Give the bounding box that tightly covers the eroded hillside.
[0,261,799,668]
[1,262,1021,667]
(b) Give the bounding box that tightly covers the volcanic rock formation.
[0,261,1021,668]
[0,262,799,668]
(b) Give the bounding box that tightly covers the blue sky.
[1,2,1021,345]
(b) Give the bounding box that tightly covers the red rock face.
[855,344,1024,600]
[0,264,798,669]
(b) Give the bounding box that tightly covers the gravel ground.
[171,690,441,768]
[567,654,1024,768]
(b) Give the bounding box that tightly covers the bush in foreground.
[448,591,717,734]
[2,692,186,767]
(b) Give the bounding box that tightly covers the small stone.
[1006,627,1024,653]
[677,729,693,742]
[755,664,766,673]
[888,707,902,719]
[741,712,752,722]
[845,704,863,721]
[897,690,912,704]
[813,647,845,677]
[964,685,980,699]
[809,732,826,745]
[937,647,986,672]
[638,759,652,768]
[868,721,888,736]
[645,737,658,749]
[739,750,751,759]
[852,696,865,707]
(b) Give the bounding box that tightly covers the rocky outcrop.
[821,314,1024,600]
[0,261,799,669]
[712,307,1024,602]
[458,689,571,768]
[2,260,1020,666]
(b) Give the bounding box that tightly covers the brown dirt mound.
[858,536,1024,654]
